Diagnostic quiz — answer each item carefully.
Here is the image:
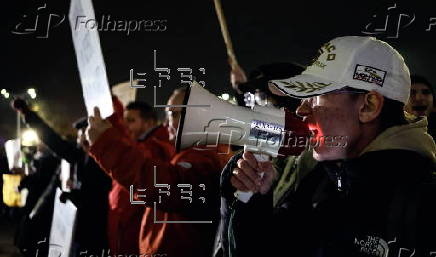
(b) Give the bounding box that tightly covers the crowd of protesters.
[1,36,435,257]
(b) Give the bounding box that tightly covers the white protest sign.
[49,188,77,257]
[69,0,113,118]
[60,160,74,192]
[4,139,22,170]
[112,80,138,107]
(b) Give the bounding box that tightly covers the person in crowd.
[214,61,308,257]
[230,62,304,109]
[107,100,174,256]
[86,87,233,257]
[0,143,9,216]
[11,99,112,257]
[220,36,436,257]
[405,75,435,138]
[13,142,59,257]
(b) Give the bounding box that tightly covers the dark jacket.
[216,150,436,257]
[14,150,60,257]
[215,118,436,257]
[22,110,112,256]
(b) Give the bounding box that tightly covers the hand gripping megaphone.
[176,82,309,202]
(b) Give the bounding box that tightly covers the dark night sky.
[1,0,436,140]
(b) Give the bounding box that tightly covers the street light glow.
[27,88,37,99]
[1,89,6,95]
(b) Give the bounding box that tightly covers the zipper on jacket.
[336,172,343,191]
[335,162,344,192]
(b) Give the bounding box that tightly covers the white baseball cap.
[269,36,411,104]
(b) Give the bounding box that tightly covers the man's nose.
[296,99,312,118]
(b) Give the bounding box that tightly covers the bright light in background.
[221,93,230,101]
[27,88,37,99]
[1,89,9,99]
[27,88,36,95]
[21,129,39,147]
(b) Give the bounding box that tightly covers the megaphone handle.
[234,153,268,203]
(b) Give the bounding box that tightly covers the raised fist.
[11,98,30,114]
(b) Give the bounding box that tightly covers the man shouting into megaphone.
[215,36,436,257]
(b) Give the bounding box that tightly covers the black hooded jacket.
[215,149,436,257]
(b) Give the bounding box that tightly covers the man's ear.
[358,91,384,123]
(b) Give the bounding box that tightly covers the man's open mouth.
[309,129,318,137]
[308,126,321,148]
[307,124,318,138]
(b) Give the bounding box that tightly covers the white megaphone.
[176,82,308,203]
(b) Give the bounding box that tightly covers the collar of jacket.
[319,116,435,192]
[319,149,433,195]
[137,125,168,142]
[360,115,435,163]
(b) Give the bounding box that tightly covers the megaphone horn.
[175,81,310,202]
[176,81,310,155]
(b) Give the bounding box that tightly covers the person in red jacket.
[86,88,232,257]
[106,99,174,256]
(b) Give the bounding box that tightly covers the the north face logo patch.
[354,235,389,257]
